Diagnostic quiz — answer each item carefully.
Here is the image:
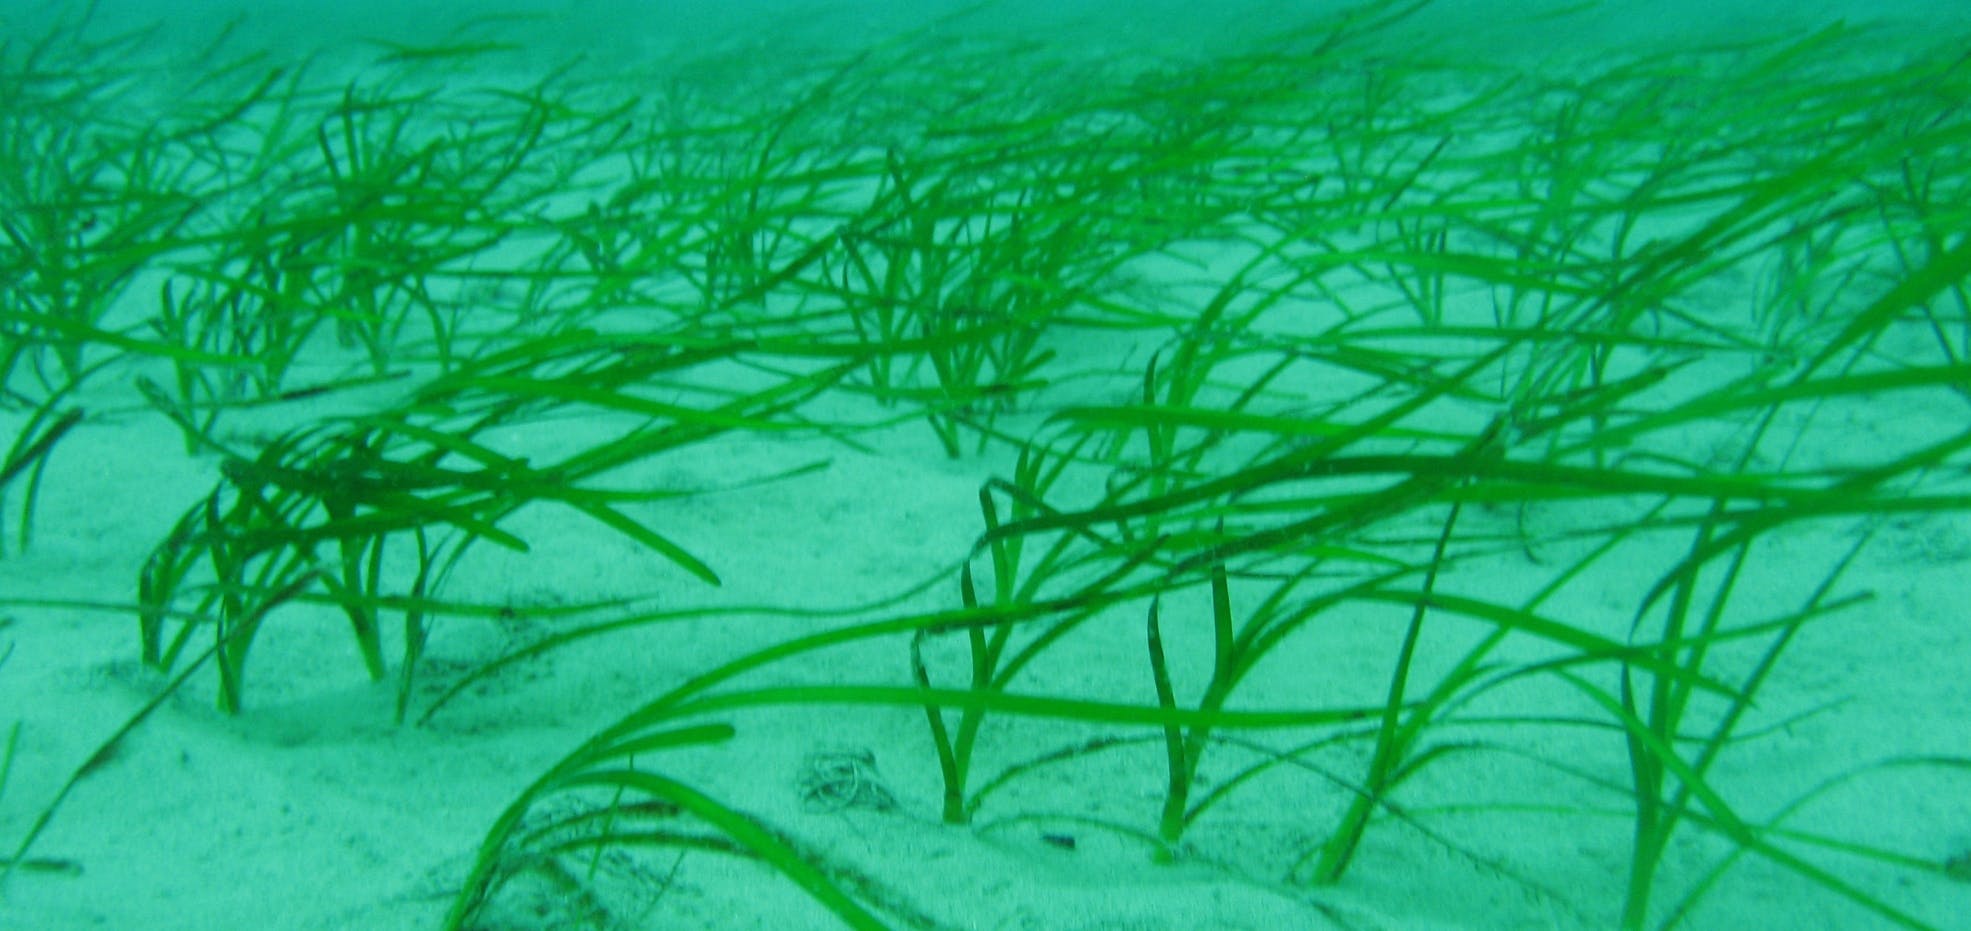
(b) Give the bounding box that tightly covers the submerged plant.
[436,15,1971,928]
[133,323,865,714]
[3,3,1968,930]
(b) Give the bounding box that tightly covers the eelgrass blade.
[1564,670,1943,931]
[1662,754,1971,930]
[443,723,739,930]
[0,403,83,553]
[1144,596,1188,853]
[1306,500,1462,884]
[910,626,965,824]
[568,769,894,930]
[3,571,315,884]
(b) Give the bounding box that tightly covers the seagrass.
[2,3,1968,930]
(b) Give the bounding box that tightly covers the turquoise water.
[3,2,1968,929]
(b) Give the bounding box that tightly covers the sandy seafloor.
[4,1,1971,930]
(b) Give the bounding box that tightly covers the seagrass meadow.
[2,0,1970,928]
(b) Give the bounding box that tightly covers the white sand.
[4,3,1970,930]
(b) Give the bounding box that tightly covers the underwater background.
[22,0,1971,56]
[3,1,1969,929]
